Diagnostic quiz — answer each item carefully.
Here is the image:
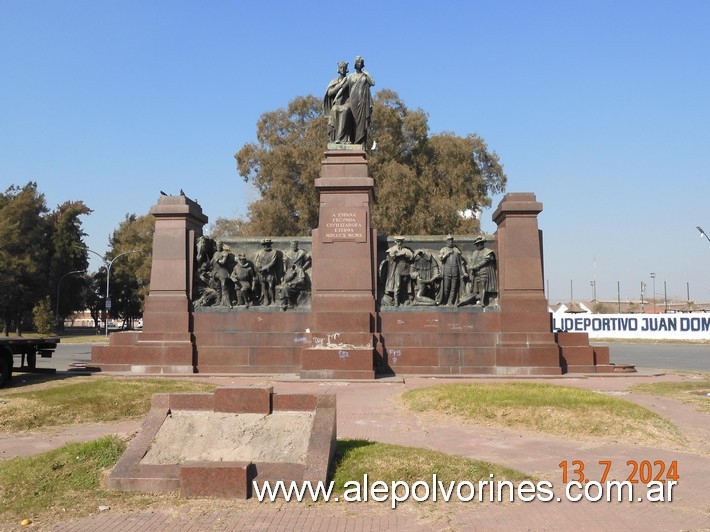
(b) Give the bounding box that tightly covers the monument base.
[92,175,623,377]
[301,348,375,379]
[376,309,563,376]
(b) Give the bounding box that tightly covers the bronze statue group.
[324,56,375,147]
[193,234,496,311]
[194,237,311,311]
[379,235,497,308]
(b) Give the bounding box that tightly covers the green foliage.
[0,183,51,333]
[32,296,56,334]
[50,201,92,322]
[0,190,152,331]
[235,95,324,236]
[83,270,105,328]
[0,183,92,335]
[0,436,126,521]
[369,90,506,235]
[233,89,506,237]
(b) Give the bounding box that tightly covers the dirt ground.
[140,410,314,465]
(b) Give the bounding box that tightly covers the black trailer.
[0,337,59,388]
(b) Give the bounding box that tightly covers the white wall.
[552,312,710,340]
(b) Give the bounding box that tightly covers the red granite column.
[141,196,207,371]
[92,195,207,374]
[493,193,547,311]
[300,149,376,378]
[492,192,560,373]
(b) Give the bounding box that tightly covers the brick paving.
[1,373,709,531]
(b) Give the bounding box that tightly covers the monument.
[92,58,616,378]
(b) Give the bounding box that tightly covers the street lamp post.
[55,270,86,326]
[75,245,139,336]
[650,273,656,313]
[697,226,710,243]
[104,250,140,336]
[75,245,107,328]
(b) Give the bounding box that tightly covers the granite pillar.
[91,195,207,373]
[491,193,560,373]
[301,149,377,378]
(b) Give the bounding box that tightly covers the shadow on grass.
[1,371,93,391]
[331,439,377,477]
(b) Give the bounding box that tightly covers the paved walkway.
[1,372,708,531]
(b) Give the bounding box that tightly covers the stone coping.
[108,386,336,499]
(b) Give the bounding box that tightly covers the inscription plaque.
[322,207,367,243]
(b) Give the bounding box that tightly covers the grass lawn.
[402,382,684,447]
[0,377,535,524]
[0,436,136,523]
[2,327,112,344]
[0,377,217,431]
[332,439,529,494]
[631,374,710,413]
[0,378,692,525]
[0,437,532,524]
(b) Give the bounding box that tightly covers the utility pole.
[651,273,656,313]
[617,281,621,313]
[664,281,668,313]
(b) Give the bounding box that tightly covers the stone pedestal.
[92,195,207,373]
[493,192,547,308]
[491,193,560,372]
[301,150,377,378]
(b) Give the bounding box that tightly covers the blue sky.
[2,1,709,303]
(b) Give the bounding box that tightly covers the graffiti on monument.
[377,235,499,310]
[193,236,311,310]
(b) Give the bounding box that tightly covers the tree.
[0,183,93,335]
[33,296,55,335]
[234,95,324,236]
[209,217,251,241]
[49,200,92,328]
[0,183,51,335]
[231,89,506,237]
